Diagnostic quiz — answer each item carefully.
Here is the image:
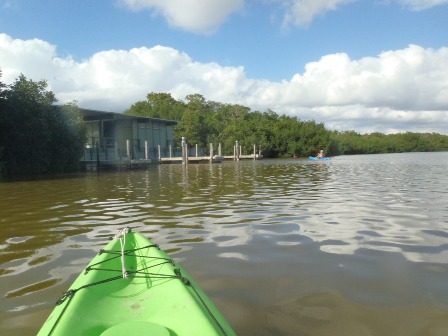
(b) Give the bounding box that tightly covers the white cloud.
[274,0,448,28]
[246,45,448,133]
[280,0,355,27]
[0,34,58,82]
[288,45,448,111]
[116,0,447,32]
[397,0,448,10]
[117,0,244,34]
[1,33,447,134]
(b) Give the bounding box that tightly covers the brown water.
[1,152,448,335]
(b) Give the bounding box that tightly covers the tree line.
[0,71,86,178]
[1,71,447,178]
[125,92,448,157]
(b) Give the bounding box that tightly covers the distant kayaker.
[317,150,325,158]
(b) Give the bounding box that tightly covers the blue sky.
[1,0,448,134]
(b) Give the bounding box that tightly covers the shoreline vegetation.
[1,71,448,178]
[125,93,448,158]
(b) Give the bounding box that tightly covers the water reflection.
[1,153,448,335]
[298,154,448,263]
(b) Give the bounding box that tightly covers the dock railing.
[159,139,263,164]
[82,137,263,168]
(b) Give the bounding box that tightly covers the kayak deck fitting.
[38,228,236,336]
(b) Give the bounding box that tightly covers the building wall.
[132,120,175,159]
[85,121,100,148]
[82,112,176,161]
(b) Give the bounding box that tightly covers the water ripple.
[1,153,448,335]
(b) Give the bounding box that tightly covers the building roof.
[79,108,178,125]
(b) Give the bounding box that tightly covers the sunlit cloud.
[117,0,244,34]
[1,33,447,134]
[116,0,448,32]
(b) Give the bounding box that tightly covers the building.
[80,108,177,166]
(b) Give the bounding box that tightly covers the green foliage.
[269,116,330,157]
[124,91,448,158]
[4,69,444,175]
[0,70,6,176]
[174,94,209,147]
[3,68,446,178]
[0,73,86,177]
[124,92,185,120]
[330,131,448,155]
[47,102,87,172]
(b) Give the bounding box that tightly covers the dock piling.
[181,137,187,164]
[145,141,149,160]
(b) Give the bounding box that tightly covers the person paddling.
[316,150,325,158]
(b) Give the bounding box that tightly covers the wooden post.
[181,137,187,164]
[96,141,100,167]
[195,144,199,157]
[145,141,149,160]
[158,145,161,160]
[235,141,239,161]
[126,140,131,160]
[210,143,214,162]
[218,143,222,157]
[169,145,173,158]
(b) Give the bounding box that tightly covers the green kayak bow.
[38,228,236,336]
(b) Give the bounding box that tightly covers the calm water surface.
[1,152,448,335]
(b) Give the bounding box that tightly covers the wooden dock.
[81,139,263,169]
[222,154,263,161]
[159,155,224,164]
[158,153,263,164]
[158,140,263,164]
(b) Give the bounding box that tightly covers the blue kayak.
[309,156,330,161]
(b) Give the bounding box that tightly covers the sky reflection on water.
[1,152,448,335]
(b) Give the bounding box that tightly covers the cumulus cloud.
[1,33,447,134]
[119,0,355,30]
[246,45,448,133]
[116,0,447,32]
[117,0,244,34]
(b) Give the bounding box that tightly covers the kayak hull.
[38,229,235,336]
[309,156,330,161]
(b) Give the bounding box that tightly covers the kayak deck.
[38,228,235,336]
[309,156,330,160]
